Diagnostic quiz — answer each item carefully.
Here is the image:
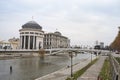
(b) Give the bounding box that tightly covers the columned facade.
[44,31,70,49]
[19,21,44,50]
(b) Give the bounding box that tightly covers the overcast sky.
[0,0,120,46]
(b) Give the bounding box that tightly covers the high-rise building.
[100,42,104,49]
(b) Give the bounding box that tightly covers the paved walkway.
[35,55,97,80]
[77,56,106,80]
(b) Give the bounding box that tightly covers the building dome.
[54,31,61,36]
[22,21,42,29]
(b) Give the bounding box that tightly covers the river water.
[0,53,93,80]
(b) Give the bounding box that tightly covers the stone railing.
[109,54,120,80]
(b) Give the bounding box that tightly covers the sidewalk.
[77,56,106,80]
[35,56,96,80]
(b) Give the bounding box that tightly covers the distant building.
[19,21,44,50]
[0,41,11,50]
[100,42,104,49]
[94,41,104,50]
[0,40,4,49]
[8,37,20,49]
[43,31,70,49]
[94,45,101,49]
[0,37,19,50]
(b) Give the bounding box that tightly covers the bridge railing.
[109,54,120,80]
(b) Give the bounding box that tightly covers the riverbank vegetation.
[115,57,120,64]
[66,58,98,80]
[99,58,111,80]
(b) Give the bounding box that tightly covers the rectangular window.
[25,32,29,34]
[30,32,34,34]
[35,33,38,35]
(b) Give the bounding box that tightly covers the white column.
[24,36,25,49]
[20,36,22,49]
[28,36,30,49]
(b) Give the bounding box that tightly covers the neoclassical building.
[19,21,44,50]
[44,31,70,49]
[0,37,19,50]
[8,37,20,49]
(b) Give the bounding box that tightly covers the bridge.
[46,48,109,56]
[0,48,110,56]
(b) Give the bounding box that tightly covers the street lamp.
[69,51,73,78]
[91,52,92,62]
[68,51,77,79]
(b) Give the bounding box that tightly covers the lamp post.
[69,51,73,78]
[68,51,77,79]
[91,52,92,62]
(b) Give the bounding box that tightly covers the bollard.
[10,66,12,72]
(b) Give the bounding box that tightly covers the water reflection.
[0,53,93,80]
[40,56,44,62]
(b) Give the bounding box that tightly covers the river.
[0,53,94,80]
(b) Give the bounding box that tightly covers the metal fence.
[109,54,120,80]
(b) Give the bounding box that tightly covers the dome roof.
[22,21,42,29]
[54,31,61,36]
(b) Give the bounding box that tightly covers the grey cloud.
[0,0,120,45]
